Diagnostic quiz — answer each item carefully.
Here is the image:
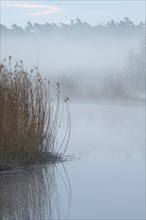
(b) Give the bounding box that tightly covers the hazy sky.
[1,1,145,27]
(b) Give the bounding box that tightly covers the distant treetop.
[0,17,145,37]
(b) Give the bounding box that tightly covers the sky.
[0,0,145,27]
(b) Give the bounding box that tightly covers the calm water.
[0,102,145,219]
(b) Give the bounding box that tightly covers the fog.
[1,18,145,102]
[1,33,141,74]
[0,17,145,219]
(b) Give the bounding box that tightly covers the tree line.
[1,17,145,37]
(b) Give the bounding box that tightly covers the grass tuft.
[0,58,71,169]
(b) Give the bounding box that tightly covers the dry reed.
[0,57,70,169]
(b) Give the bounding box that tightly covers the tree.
[118,17,134,27]
[11,24,24,34]
[106,20,116,28]
[127,41,145,95]
[0,24,8,33]
[25,22,34,33]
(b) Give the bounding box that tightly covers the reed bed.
[0,57,71,169]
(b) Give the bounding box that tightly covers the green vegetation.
[0,57,70,170]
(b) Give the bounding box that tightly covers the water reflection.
[68,103,145,157]
[0,164,71,220]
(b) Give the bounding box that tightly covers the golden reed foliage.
[0,57,70,167]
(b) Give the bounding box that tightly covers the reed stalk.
[0,58,70,169]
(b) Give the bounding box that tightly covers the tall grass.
[0,58,70,168]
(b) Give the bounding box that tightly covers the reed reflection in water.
[0,164,71,220]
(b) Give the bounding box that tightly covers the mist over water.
[1,18,145,102]
[0,17,145,219]
[0,34,141,74]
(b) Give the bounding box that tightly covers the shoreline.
[0,153,74,173]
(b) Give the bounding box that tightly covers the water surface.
[0,102,145,219]
[59,102,145,219]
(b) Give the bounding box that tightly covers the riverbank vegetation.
[0,57,71,170]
